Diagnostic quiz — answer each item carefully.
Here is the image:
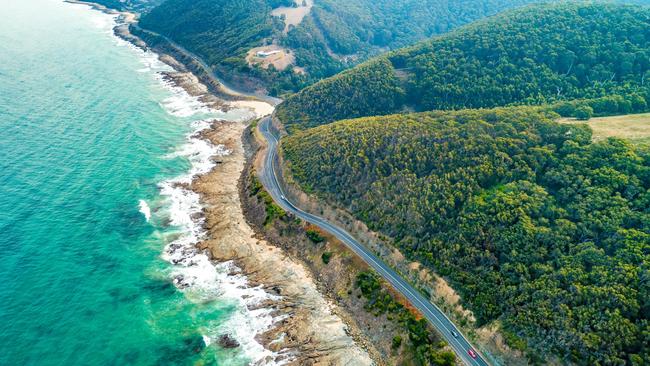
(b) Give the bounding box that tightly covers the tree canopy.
[138,0,548,95]
[277,3,650,130]
[283,106,650,364]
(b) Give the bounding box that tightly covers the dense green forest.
[277,3,650,131]
[137,0,544,94]
[276,59,406,133]
[282,107,650,364]
[138,0,293,91]
[92,0,162,12]
[282,0,541,86]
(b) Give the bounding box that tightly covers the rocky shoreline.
[193,120,372,365]
[69,1,374,364]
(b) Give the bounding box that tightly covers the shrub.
[575,105,593,120]
[306,228,325,243]
[321,251,333,264]
[392,335,403,349]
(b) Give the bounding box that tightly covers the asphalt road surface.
[258,117,490,366]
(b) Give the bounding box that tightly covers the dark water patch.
[107,287,142,306]
[107,350,143,366]
[154,334,206,366]
[141,278,178,298]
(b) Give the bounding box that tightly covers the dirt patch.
[246,45,295,71]
[271,0,314,34]
[475,323,528,366]
[559,112,650,145]
[293,66,307,75]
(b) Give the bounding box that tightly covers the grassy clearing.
[560,113,650,145]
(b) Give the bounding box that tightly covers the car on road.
[468,349,477,359]
[451,330,458,338]
[280,195,286,200]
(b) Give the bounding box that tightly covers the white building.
[256,50,281,58]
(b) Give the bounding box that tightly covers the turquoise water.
[0,1,271,364]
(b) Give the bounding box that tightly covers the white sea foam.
[157,78,213,118]
[158,118,289,364]
[68,1,117,32]
[202,335,212,347]
[152,75,287,364]
[90,13,115,30]
[139,199,151,222]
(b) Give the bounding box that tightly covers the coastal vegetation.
[277,3,650,131]
[241,158,460,365]
[138,0,293,91]
[282,106,650,364]
[248,172,286,225]
[306,227,326,243]
[321,251,333,264]
[356,271,456,365]
[277,59,406,132]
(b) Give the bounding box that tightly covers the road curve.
[258,117,490,366]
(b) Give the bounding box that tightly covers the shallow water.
[0,1,275,364]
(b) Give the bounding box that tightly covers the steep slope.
[91,0,163,12]
[138,0,291,91]
[277,3,650,131]
[138,0,545,94]
[282,106,650,364]
[283,0,541,81]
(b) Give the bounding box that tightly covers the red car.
[468,349,477,359]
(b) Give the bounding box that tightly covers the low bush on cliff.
[321,251,333,264]
[306,228,325,243]
[356,271,455,365]
[249,173,286,225]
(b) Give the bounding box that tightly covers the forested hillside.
[282,107,650,364]
[92,0,162,12]
[138,0,292,91]
[283,0,539,84]
[277,3,650,131]
[137,0,543,94]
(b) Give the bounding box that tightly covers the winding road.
[258,117,490,366]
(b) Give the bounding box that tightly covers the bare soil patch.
[271,0,314,34]
[246,45,295,71]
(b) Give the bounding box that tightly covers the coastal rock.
[192,120,373,365]
[172,275,191,289]
[218,334,240,349]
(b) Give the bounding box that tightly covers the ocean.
[0,1,275,364]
